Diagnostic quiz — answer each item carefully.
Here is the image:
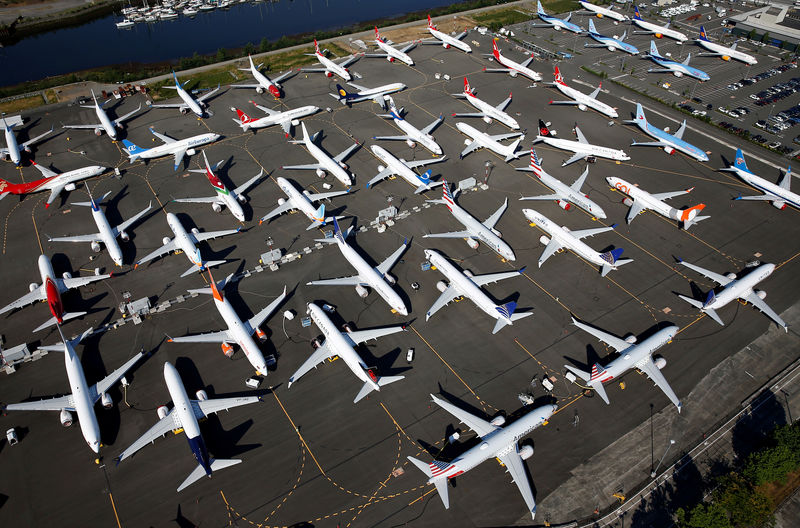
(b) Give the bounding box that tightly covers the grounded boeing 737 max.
[422,15,471,52]
[531,0,584,33]
[301,39,360,81]
[646,41,710,81]
[607,176,708,229]
[1,115,53,166]
[483,39,541,82]
[62,89,142,140]
[283,123,359,187]
[374,96,444,155]
[578,1,628,22]
[0,162,106,208]
[534,120,630,166]
[631,6,687,42]
[231,54,297,97]
[331,81,406,110]
[367,144,446,194]
[585,19,639,54]
[456,121,523,161]
[365,27,417,65]
[407,394,556,519]
[260,176,349,229]
[547,66,618,118]
[624,103,709,161]
[149,71,221,118]
[122,128,220,171]
[720,148,800,210]
[695,26,756,64]
[451,77,519,129]
[232,101,319,136]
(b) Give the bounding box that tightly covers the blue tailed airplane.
[646,41,709,81]
[624,103,709,162]
[532,0,584,33]
[585,20,638,54]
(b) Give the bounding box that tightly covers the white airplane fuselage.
[161,361,212,476]
[377,38,414,65]
[317,51,351,81]
[93,102,118,139]
[523,209,612,269]
[176,83,205,118]
[590,326,678,383]
[166,212,204,268]
[330,234,408,315]
[276,177,323,222]
[3,124,22,165]
[136,133,219,162]
[580,1,627,22]
[390,115,442,154]
[521,162,606,218]
[425,249,511,323]
[44,165,107,193]
[63,341,103,453]
[553,82,618,118]
[493,52,542,82]
[89,201,124,266]
[697,40,756,65]
[456,122,519,159]
[728,167,800,210]
[244,106,319,131]
[536,135,629,162]
[707,263,775,311]
[634,19,687,42]
[606,176,695,223]
[303,135,353,186]
[464,93,519,129]
[210,289,269,374]
[443,197,515,261]
[349,83,406,102]
[428,27,471,53]
[370,145,434,191]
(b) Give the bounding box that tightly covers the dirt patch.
[760,468,800,508]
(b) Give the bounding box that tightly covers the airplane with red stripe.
[408,394,556,519]
[564,317,682,411]
[482,39,541,82]
[0,162,106,208]
[546,66,618,118]
[231,54,298,98]
[0,254,112,332]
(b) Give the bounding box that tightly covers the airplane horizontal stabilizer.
[378,375,404,387]
[177,458,241,492]
[677,293,704,309]
[407,456,451,508]
[492,316,511,335]
[591,379,610,404]
[354,381,375,403]
[703,306,724,325]
[564,364,590,382]
[34,312,86,333]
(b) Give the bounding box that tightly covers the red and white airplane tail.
[313,38,322,55]
[492,39,501,60]
[553,66,566,86]
[463,77,474,96]
[427,14,436,29]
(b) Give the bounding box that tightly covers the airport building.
[729,4,800,51]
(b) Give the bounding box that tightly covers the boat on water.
[116,18,135,28]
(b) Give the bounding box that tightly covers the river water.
[0,0,458,86]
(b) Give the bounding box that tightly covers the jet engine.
[180,107,190,115]
[342,323,354,334]
[623,197,634,207]
[554,25,561,31]
[221,342,234,358]
[186,148,196,156]
[383,273,396,285]
[490,227,502,237]
[773,201,787,210]
[311,337,322,349]
[377,164,386,172]
[653,356,667,370]
[355,284,369,298]
[255,326,267,342]
[578,104,588,111]
[60,409,73,427]
[540,235,550,246]
[406,139,416,149]
[722,55,731,61]
[465,237,479,250]
[191,227,200,236]
[195,390,208,401]
[119,230,130,242]
[464,269,474,278]
[482,115,493,124]
[316,168,326,178]
[157,405,169,419]
[62,272,73,279]
[608,46,615,52]
[101,392,113,409]
[726,272,737,280]
[509,70,518,78]
[519,445,534,460]
[673,71,683,78]
[436,280,449,292]
[237,194,247,204]
[338,161,348,170]
[0,153,7,161]
[464,138,473,146]
[755,290,767,300]
[91,241,102,253]
[212,202,223,213]
[624,334,637,344]
[655,33,663,38]
[162,236,172,246]
[291,119,300,127]
[94,128,103,137]
[29,282,39,292]
[325,71,333,78]
[557,199,571,210]
[277,197,286,206]
[490,415,506,427]
[443,43,451,49]
[65,183,77,192]
[256,86,265,94]
[387,56,395,62]
[663,146,675,155]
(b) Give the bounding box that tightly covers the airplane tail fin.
[441,180,456,210]
[732,148,748,172]
[177,459,241,492]
[427,14,435,29]
[588,364,611,404]
[634,5,642,20]
[626,103,647,126]
[599,248,626,276]
[34,312,86,333]
[407,456,450,509]
[649,40,660,58]
[334,84,353,103]
[588,19,597,34]
[699,26,710,41]
[312,203,325,223]
[492,39,501,59]
[374,26,381,40]
[122,139,146,161]
[537,0,545,15]
[463,76,474,96]
[492,301,518,334]
[679,204,707,228]
[537,119,552,137]
[313,38,321,54]
[553,66,566,86]
[234,109,255,129]
[529,147,543,170]
[0,179,21,194]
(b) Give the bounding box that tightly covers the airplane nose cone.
[397,307,408,316]
[90,442,100,454]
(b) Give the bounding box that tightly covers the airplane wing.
[149,102,188,111]
[569,226,614,240]
[62,123,102,130]
[452,112,486,119]
[631,140,669,148]
[172,196,219,204]
[307,275,365,287]
[519,193,562,201]
[259,201,295,223]
[273,69,298,84]
[498,448,537,517]
[673,121,687,140]
[562,152,587,166]
[192,395,259,419]
[421,115,444,135]
[399,42,417,53]
[651,189,690,201]
[364,52,390,59]
[20,127,53,150]
[45,185,66,208]
[345,325,404,346]
[471,269,524,287]
[60,273,112,291]
[548,100,579,106]
[114,104,143,125]
[538,238,565,266]
[173,148,188,171]
[282,162,324,171]
[484,68,513,74]
[431,394,495,437]
[375,242,408,276]
[742,291,788,330]
[114,202,153,236]
[570,167,589,192]
[626,200,645,224]
[573,127,589,144]
[169,330,234,344]
[231,83,262,90]
[483,198,508,230]
[289,343,335,384]
[573,318,630,353]
[367,167,395,188]
[193,227,240,243]
[136,239,179,265]
[404,156,447,170]
[679,260,732,286]
[495,94,513,112]
[423,230,473,239]
[647,68,678,75]
[0,285,46,315]
[589,84,602,99]
[233,170,265,196]
[149,129,177,144]
[426,285,460,320]
[32,163,58,179]
[196,85,221,103]
[278,118,293,137]
[116,407,182,462]
[244,286,287,335]
[300,66,327,73]
[333,143,361,164]
[49,232,102,243]
[91,350,145,402]
[638,356,681,410]
[338,55,360,68]
[306,188,350,202]
[373,133,412,141]
[460,140,481,158]
[5,394,75,413]
[489,132,523,142]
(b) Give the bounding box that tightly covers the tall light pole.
[651,439,676,478]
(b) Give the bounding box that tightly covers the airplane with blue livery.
[624,103,709,162]
[646,41,710,81]
[720,148,800,210]
[585,20,639,54]
[531,0,584,33]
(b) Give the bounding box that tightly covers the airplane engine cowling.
[94,128,103,137]
[342,323,354,334]
[463,269,474,278]
[624,334,637,344]
[60,409,73,427]
[464,138,473,146]
[655,33,663,38]
[62,272,73,280]
[443,43,450,49]
[383,273,396,285]
[311,337,322,349]
[490,415,506,427]
[608,46,615,52]
[623,197,634,207]
[162,236,172,246]
[519,444,534,460]
[653,356,667,370]
[338,161,348,170]
[91,241,102,253]
[578,104,587,111]
[387,56,395,62]
[237,194,247,204]
[277,197,286,206]
[191,227,200,236]
[195,390,208,401]
[29,282,39,292]
[756,290,767,300]
[212,202,223,213]
[722,55,731,62]
[773,201,787,210]
[663,146,675,155]
[509,70,518,78]
[186,148,196,156]
[482,115,493,124]
[65,183,77,192]
[221,342,234,358]
[119,230,130,242]
[355,284,369,299]
[180,107,190,115]
[157,405,169,419]
[436,280,449,293]
[101,392,113,409]
[554,25,561,31]
[490,227,502,237]
[673,71,683,78]
[465,237,479,250]
[726,272,737,280]
[0,153,7,160]
[539,235,550,246]
[557,199,571,211]
[406,139,416,149]
[291,119,300,126]
[316,168,326,178]
[255,326,267,342]
[256,86,265,94]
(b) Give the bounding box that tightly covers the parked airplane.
[451,77,519,129]
[134,213,240,277]
[578,1,628,22]
[0,162,106,208]
[301,39,360,81]
[365,27,417,65]
[516,148,607,219]
[564,317,682,411]
[676,258,787,331]
[407,394,556,519]
[631,6,687,42]
[425,182,516,261]
[308,218,408,315]
[522,208,632,276]
[646,41,710,81]
[62,89,142,141]
[695,26,756,65]
[423,249,531,334]
[116,361,259,491]
[122,128,220,171]
[531,0,584,33]
[260,176,349,229]
[367,144,446,193]
[534,120,630,166]
[482,39,542,82]
[374,96,444,155]
[169,271,287,374]
[3,326,144,453]
[1,115,53,166]
[456,121,524,161]
[287,302,405,403]
[606,176,708,229]
[0,254,112,332]
[585,20,639,54]
[422,15,472,53]
[720,148,800,210]
[231,54,297,97]
[48,184,152,266]
[624,103,709,161]
[283,123,359,187]
[149,71,221,118]
[547,66,618,118]
[331,81,406,110]
[232,101,319,137]
[172,152,264,222]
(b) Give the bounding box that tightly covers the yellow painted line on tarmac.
[271,391,327,477]
[108,492,123,528]
[408,324,480,401]
[408,487,436,506]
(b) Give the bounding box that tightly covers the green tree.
[748,29,757,41]
[676,501,731,528]
[716,474,774,527]
[762,32,771,44]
